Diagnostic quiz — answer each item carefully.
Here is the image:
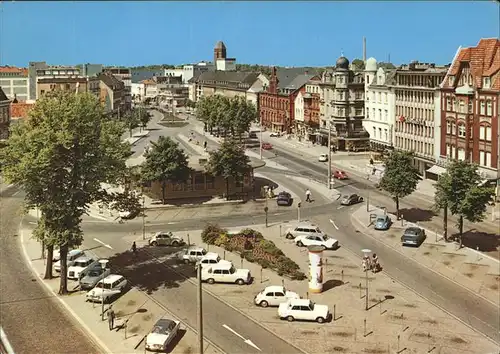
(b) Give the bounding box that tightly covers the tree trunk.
[58,243,69,295]
[458,215,464,249]
[395,196,400,219]
[443,204,448,242]
[161,182,167,204]
[129,128,133,137]
[44,244,54,280]
[226,178,229,201]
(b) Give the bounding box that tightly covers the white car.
[318,153,328,162]
[145,318,180,352]
[178,246,207,264]
[278,299,330,323]
[197,252,232,269]
[295,234,339,250]
[54,249,85,272]
[254,286,300,307]
[285,223,324,240]
[202,263,251,285]
[86,274,128,303]
[67,256,99,280]
[269,132,280,137]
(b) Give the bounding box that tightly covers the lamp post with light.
[99,259,109,320]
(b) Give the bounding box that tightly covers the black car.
[276,191,293,206]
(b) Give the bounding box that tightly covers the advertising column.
[308,245,324,293]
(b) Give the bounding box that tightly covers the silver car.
[79,265,111,290]
[178,247,207,264]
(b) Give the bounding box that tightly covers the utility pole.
[142,194,146,240]
[327,124,332,189]
[259,112,263,160]
[197,265,204,354]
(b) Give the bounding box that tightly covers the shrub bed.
[201,224,306,280]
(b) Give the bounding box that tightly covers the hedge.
[201,224,306,280]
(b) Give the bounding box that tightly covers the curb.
[350,211,500,309]
[18,222,113,354]
[145,199,257,211]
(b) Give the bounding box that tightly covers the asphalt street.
[0,187,100,354]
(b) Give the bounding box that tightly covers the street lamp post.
[327,124,332,189]
[197,264,204,354]
[142,194,146,240]
[99,259,109,320]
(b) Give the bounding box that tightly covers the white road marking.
[329,219,339,230]
[93,238,113,250]
[28,221,37,225]
[12,190,20,196]
[167,222,178,225]
[7,184,13,188]
[337,206,344,210]
[273,213,284,216]
[222,324,262,351]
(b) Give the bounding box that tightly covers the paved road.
[0,187,100,354]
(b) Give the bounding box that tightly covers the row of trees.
[195,95,258,138]
[1,92,141,294]
[378,151,494,246]
[122,107,152,137]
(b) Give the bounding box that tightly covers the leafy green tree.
[0,91,132,293]
[351,58,365,71]
[136,108,152,130]
[379,151,420,218]
[141,136,191,204]
[207,139,250,200]
[123,111,140,137]
[435,160,494,247]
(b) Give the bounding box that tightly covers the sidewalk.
[20,226,222,354]
[350,204,500,306]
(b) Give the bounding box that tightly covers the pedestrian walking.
[108,305,116,331]
[131,241,137,256]
[305,189,312,203]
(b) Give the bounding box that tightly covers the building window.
[459,100,465,113]
[480,125,486,140]
[366,109,370,118]
[486,100,492,116]
[458,124,466,138]
[378,128,382,139]
[483,77,491,89]
[479,151,485,166]
[372,108,375,119]
[485,152,491,167]
[451,98,456,112]
[486,126,492,141]
[446,122,451,134]
[480,101,485,115]
[378,109,382,121]
[384,110,388,122]
[446,98,451,111]
[384,93,388,103]
[372,127,376,138]
[384,129,388,141]
[451,122,456,135]
[468,101,473,113]
[457,148,465,161]
[448,76,455,86]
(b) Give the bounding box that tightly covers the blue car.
[374,215,392,230]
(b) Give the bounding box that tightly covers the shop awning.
[426,165,446,176]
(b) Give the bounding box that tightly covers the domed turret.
[365,57,377,72]
[336,56,349,70]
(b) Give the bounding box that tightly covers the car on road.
[79,265,111,291]
[285,223,324,240]
[54,249,85,272]
[340,194,364,206]
[374,215,392,230]
[202,262,251,285]
[178,246,208,264]
[197,252,231,269]
[294,234,339,250]
[145,318,181,352]
[249,131,258,139]
[318,153,328,162]
[262,142,273,150]
[67,256,99,280]
[254,286,300,307]
[149,231,185,247]
[269,132,280,137]
[278,299,330,323]
[401,227,426,247]
[333,170,348,180]
[276,191,293,206]
[85,274,128,303]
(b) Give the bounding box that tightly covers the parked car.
[197,253,231,269]
[276,191,293,206]
[79,265,111,291]
[249,132,257,139]
[278,299,330,323]
[178,246,208,264]
[333,170,348,180]
[285,223,324,240]
[401,227,426,247]
[340,194,364,206]
[374,215,392,230]
[149,231,185,247]
[318,153,328,162]
[85,274,128,303]
[269,132,280,137]
[254,286,300,307]
[67,256,99,280]
[262,142,273,150]
[145,318,181,352]
[54,249,85,272]
[202,262,251,285]
[294,234,339,250]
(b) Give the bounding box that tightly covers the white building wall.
[0,77,29,101]
[163,69,184,77]
[294,92,305,122]
[131,83,144,99]
[433,90,442,162]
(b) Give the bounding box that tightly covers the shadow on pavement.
[458,230,500,254]
[322,279,344,292]
[165,329,187,353]
[398,207,435,222]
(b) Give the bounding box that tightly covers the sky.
[0,1,498,68]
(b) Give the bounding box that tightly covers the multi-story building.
[246,75,269,108]
[390,61,448,175]
[364,58,396,150]
[131,68,163,84]
[105,67,132,111]
[0,66,29,101]
[163,68,184,78]
[294,81,321,141]
[131,82,145,101]
[259,67,319,134]
[28,61,47,100]
[437,38,499,183]
[77,63,103,78]
[88,73,126,116]
[183,62,215,85]
[318,56,368,150]
[37,77,88,99]
[0,87,11,140]
[157,76,188,105]
[142,79,158,99]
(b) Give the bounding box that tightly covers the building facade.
[89,73,126,116]
[78,63,103,78]
[183,62,215,85]
[37,77,88,98]
[303,82,321,141]
[191,71,262,103]
[0,66,29,101]
[318,56,368,150]
[438,38,499,182]
[28,61,47,100]
[0,87,11,140]
[390,61,448,175]
[142,79,158,99]
[364,58,396,150]
[105,67,132,111]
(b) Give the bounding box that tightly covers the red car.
[262,142,273,150]
[333,170,348,180]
